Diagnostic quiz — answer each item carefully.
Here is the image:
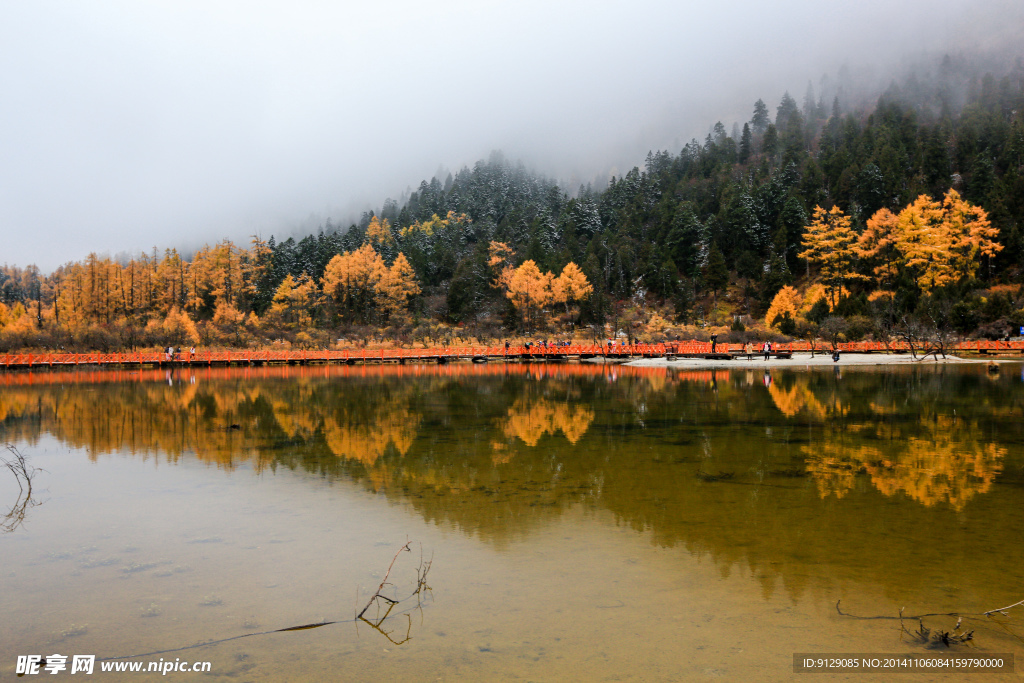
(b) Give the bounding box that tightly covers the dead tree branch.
[2,444,43,533]
[984,598,1024,617]
[836,597,1022,648]
[358,540,413,619]
[355,539,433,645]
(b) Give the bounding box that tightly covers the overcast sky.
[1,0,1021,271]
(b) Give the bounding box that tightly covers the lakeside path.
[626,351,1016,369]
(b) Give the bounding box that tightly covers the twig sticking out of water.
[984,598,1024,617]
[356,538,433,644]
[899,608,974,647]
[358,540,412,619]
[835,598,1022,648]
[2,444,43,533]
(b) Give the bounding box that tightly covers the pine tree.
[751,99,770,135]
[738,123,753,164]
[703,242,729,304]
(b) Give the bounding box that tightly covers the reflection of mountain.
[2,364,1023,603]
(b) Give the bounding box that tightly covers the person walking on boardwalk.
[710,334,718,354]
[763,341,771,361]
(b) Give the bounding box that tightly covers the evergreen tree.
[751,98,770,135]
[703,241,729,303]
[738,123,753,164]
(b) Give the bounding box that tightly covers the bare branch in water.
[358,539,413,619]
[355,539,433,644]
[2,444,43,533]
[984,598,1024,617]
[836,597,1021,648]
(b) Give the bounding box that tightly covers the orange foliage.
[499,397,594,447]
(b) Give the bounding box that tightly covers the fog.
[1,0,1021,271]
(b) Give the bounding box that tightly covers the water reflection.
[1,363,1022,602]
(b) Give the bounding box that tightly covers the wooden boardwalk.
[1,340,1022,370]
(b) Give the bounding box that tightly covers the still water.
[1,362,1022,681]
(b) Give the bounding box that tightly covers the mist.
[1,0,1021,272]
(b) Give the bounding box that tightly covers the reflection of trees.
[805,436,1005,511]
[498,397,594,447]
[784,372,1010,511]
[769,381,830,419]
[2,364,1023,604]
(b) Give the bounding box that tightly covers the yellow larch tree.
[399,211,471,238]
[206,239,243,308]
[856,207,900,287]
[321,244,385,323]
[893,194,948,291]
[893,190,1001,293]
[941,188,1001,281]
[241,236,273,311]
[798,206,864,307]
[268,273,318,328]
[764,285,801,329]
[487,241,516,292]
[506,260,553,331]
[374,252,421,320]
[551,261,593,314]
[155,249,186,316]
[365,216,394,248]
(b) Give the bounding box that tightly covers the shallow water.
[1,363,1023,681]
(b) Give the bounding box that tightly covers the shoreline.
[625,352,1015,369]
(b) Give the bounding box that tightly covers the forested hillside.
[2,55,1023,351]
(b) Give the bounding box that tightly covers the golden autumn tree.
[487,241,516,292]
[374,253,421,321]
[893,194,948,291]
[365,216,394,248]
[505,260,553,331]
[888,188,999,292]
[890,189,1001,293]
[399,211,471,238]
[856,207,900,287]
[155,248,187,316]
[798,206,864,307]
[205,239,243,308]
[764,285,801,329]
[268,273,318,328]
[941,189,1001,281]
[551,261,593,314]
[321,244,385,323]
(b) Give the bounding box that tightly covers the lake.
[1,362,1022,680]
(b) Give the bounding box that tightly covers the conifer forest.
[2,56,1024,352]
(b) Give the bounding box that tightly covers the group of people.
[505,339,574,351]
[739,341,776,360]
[164,346,196,362]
